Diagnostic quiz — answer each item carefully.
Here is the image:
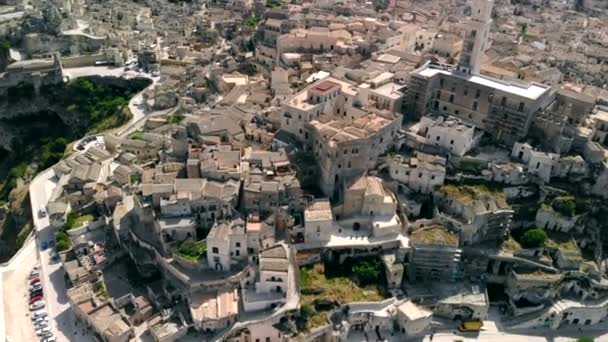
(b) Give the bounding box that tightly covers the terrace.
[410,225,459,247]
[299,262,386,330]
[440,184,510,209]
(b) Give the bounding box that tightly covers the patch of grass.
[501,236,522,253]
[176,240,207,262]
[65,212,95,230]
[300,258,385,331]
[300,262,385,308]
[167,113,184,124]
[128,130,145,140]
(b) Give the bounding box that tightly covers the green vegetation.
[128,130,145,140]
[352,258,384,286]
[457,159,488,175]
[266,0,285,7]
[545,195,589,218]
[55,231,71,251]
[577,338,595,342]
[441,184,509,208]
[551,196,576,217]
[0,77,148,203]
[245,15,260,27]
[299,262,386,331]
[501,236,522,253]
[176,240,207,262]
[64,212,95,230]
[167,113,185,124]
[93,280,110,299]
[520,228,548,248]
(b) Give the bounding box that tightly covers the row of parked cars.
[28,265,55,342]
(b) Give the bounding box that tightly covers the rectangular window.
[473,101,478,111]
[236,242,241,247]
[212,247,219,254]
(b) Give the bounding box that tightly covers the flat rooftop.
[416,64,549,100]
[313,80,340,92]
[305,200,333,222]
[311,112,396,144]
[397,300,432,321]
[190,289,238,322]
[410,226,458,247]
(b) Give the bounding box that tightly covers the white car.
[29,301,45,311]
[34,318,48,326]
[35,326,51,336]
[35,321,48,329]
[43,337,56,342]
[31,309,47,319]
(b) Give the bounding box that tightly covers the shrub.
[167,113,184,124]
[551,196,576,217]
[520,228,548,249]
[352,258,383,286]
[55,231,71,251]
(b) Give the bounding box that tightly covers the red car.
[30,290,43,298]
[29,295,43,304]
[30,278,40,285]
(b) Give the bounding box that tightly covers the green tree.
[352,259,383,286]
[55,231,71,251]
[521,228,548,248]
[577,338,594,342]
[552,197,576,217]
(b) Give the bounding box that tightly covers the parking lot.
[2,239,41,342]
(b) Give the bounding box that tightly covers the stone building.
[388,152,446,194]
[404,0,554,146]
[408,226,461,283]
[434,184,513,245]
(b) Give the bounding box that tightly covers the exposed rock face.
[22,4,62,36]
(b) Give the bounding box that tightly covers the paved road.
[29,169,95,342]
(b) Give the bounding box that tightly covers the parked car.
[29,296,43,304]
[43,336,56,342]
[31,309,47,319]
[30,284,43,292]
[38,208,47,218]
[35,326,51,336]
[30,289,43,297]
[35,321,48,329]
[29,301,45,311]
[40,241,48,250]
[29,270,39,279]
[34,316,48,324]
[29,278,40,285]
